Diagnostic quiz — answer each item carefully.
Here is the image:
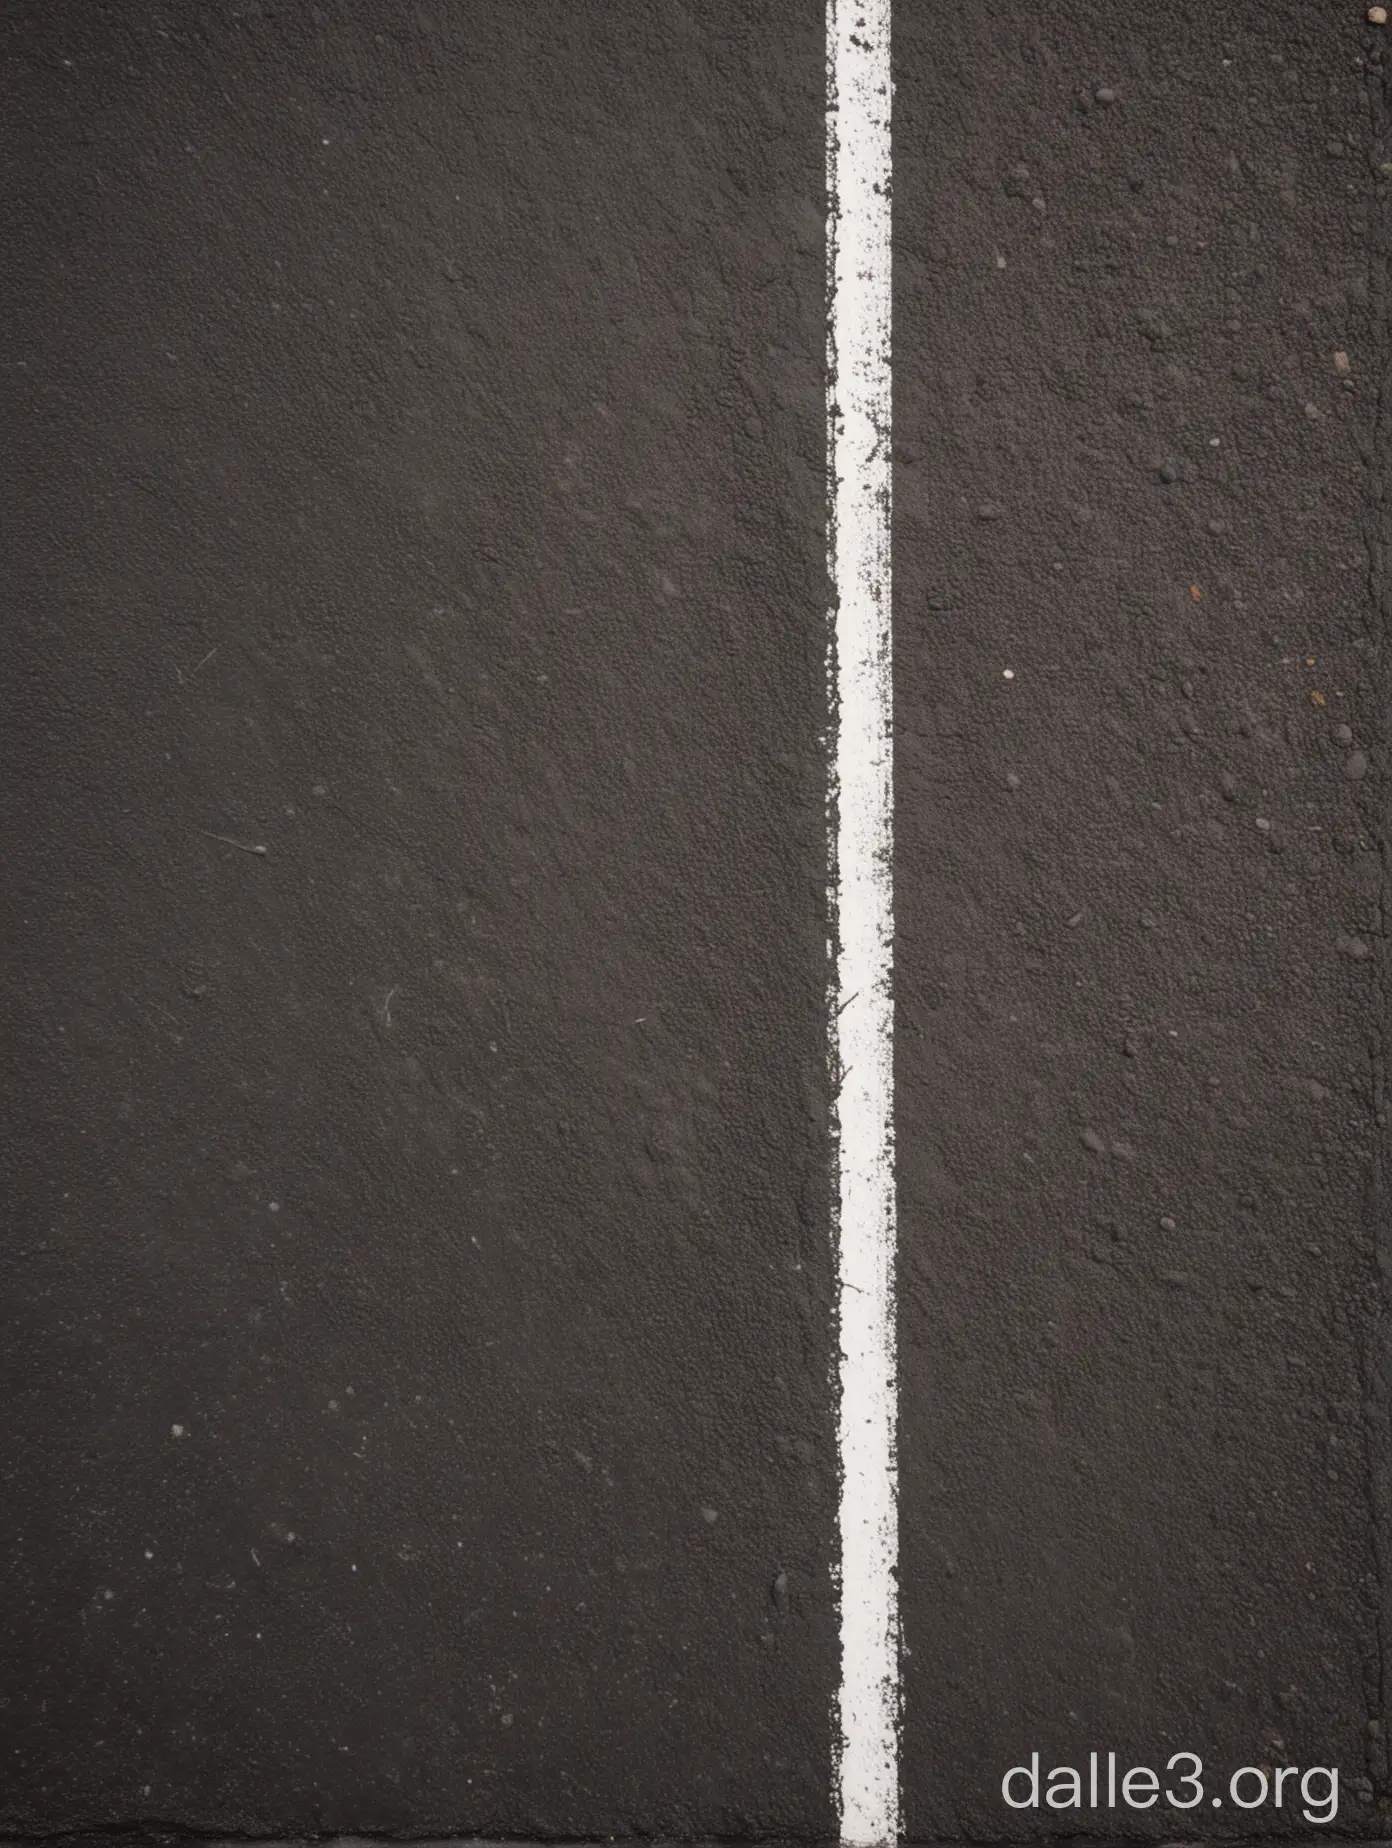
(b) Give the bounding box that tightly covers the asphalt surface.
[3,0,1390,1841]
[3,1,834,1837]
[895,1,1389,1839]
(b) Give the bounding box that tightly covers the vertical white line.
[827,1,897,1846]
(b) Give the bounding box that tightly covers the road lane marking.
[827,2,898,1844]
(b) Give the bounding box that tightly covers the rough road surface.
[3,2,834,1837]
[895,2,1390,1837]
[2,0,1389,1841]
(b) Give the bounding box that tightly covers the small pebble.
[1066,911,1085,928]
[1159,462,1178,483]
[1339,933,1372,961]
[1159,1216,1177,1232]
[1219,771,1238,801]
[1333,723,1354,745]
[1095,86,1118,105]
[700,1505,719,1524]
[1345,750,1369,780]
[1005,772,1021,790]
[976,501,1004,521]
[1334,350,1351,376]
[1081,1129,1106,1154]
[1370,6,1388,24]
[1207,518,1229,535]
[1255,816,1272,832]
[1326,138,1345,158]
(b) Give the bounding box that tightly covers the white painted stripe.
[827,2,897,1845]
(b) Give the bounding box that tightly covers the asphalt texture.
[2,0,1390,1842]
[895,1,1391,1837]
[2,1,834,1837]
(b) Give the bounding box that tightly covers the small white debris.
[171,1423,186,1438]
[1002,668,1016,680]
[1369,7,1387,25]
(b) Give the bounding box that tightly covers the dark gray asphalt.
[2,0,1389,1841]
[895,1,1390,1837]
[2,1,833,1836]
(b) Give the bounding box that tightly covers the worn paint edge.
[826,0,898,1844]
